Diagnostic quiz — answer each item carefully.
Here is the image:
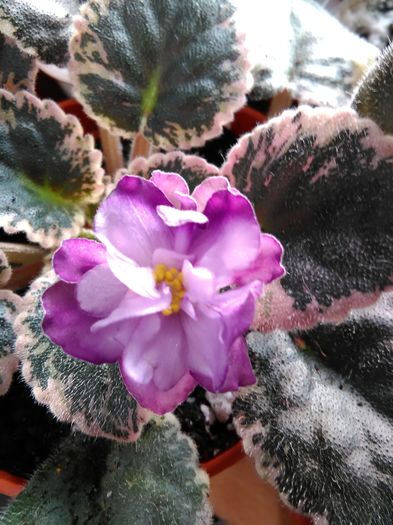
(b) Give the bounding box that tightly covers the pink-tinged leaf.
[0,89,105,248]
[127,151,220,193]
[222,106,393,331]
[234,292,393,524]
[0,290,23,395]
[15,272,150,442]
[0,34,37,94]
[70,0,252,149]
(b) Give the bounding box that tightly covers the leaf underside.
[70,0,250,149]
[16,272,148,442]
[1,417,211,525]
[235,293,393,524]
[222,105,393,331]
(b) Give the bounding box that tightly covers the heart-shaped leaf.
[234,293,393,524]
[15,272,149,442]
[0,0,82,66]
[70,0,251,149]
[127,151,219,191]
[0,89,104,248]
[222,106,393,331]
[233,0,378,106]
[0,34,37,93]
[0,290,22,395]
[1,417,211,525]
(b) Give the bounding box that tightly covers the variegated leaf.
[0,247,11,287]
[0,34,37,93]
[0,290,22,395]
[233,0,378,106]
[0,0,82,66]
[127,151,219,191]
[222,106,393,331]
[1,417,212,525]
[320,0,393,49]
[0,89,104,248]
[352,43,393,136]
[234,293,393,524]
[70,0,251,149]
[15,272,149,442]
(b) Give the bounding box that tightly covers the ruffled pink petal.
[184,281,261,391]
[53,238,106,283]
[189,189,261,287]
[156,205,208,227]
[120,314,196,414]
[182,307,229,391]
[218,337,255,392]
[191,176,234,212]
[91,290,171,331]
[234,233,285,285]
[151,170,196,210]
[94,175,173,266]
[42,282,125,364]
[106,250,159,298]
[77,263,127,316]
[182,260,215,303]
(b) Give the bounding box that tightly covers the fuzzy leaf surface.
[222,106,393,331]
[70,0,250,149]
[0,90,104,248]
[234,0,378,106]
[234,295,393,524]
[0,34,37,93]
[0,290,22,395]
[16,272,149,442]
[0,0,82,66]
[352,43,393,136]
[1,417,211,525]
[127,151,219,191]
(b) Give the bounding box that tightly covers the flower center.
[154,264,185,316]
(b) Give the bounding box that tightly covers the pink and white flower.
[42,172,284,414]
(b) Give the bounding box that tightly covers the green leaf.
[0,290,22,395]
[0,34,37,93]
[234,294,393,524]
[234,0,378,106]
[222,105,393,331]
[352,43,393,136]
[127,151,219,192]
[0,89,104,248]
[70,0,251,149]
[1,417,212,525]
[15,272,149,441]
[0,0,83,66]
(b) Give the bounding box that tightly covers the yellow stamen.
[154,264,186,316]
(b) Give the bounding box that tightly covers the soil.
[0,374,238,479]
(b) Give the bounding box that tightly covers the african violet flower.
[42,172,284,414]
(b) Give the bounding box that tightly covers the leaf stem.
[0,242,47,265]
[131,132,152,160]
[99,127,124,175]
[268,89,292,118]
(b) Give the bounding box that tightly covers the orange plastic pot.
[0,470,25,498]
